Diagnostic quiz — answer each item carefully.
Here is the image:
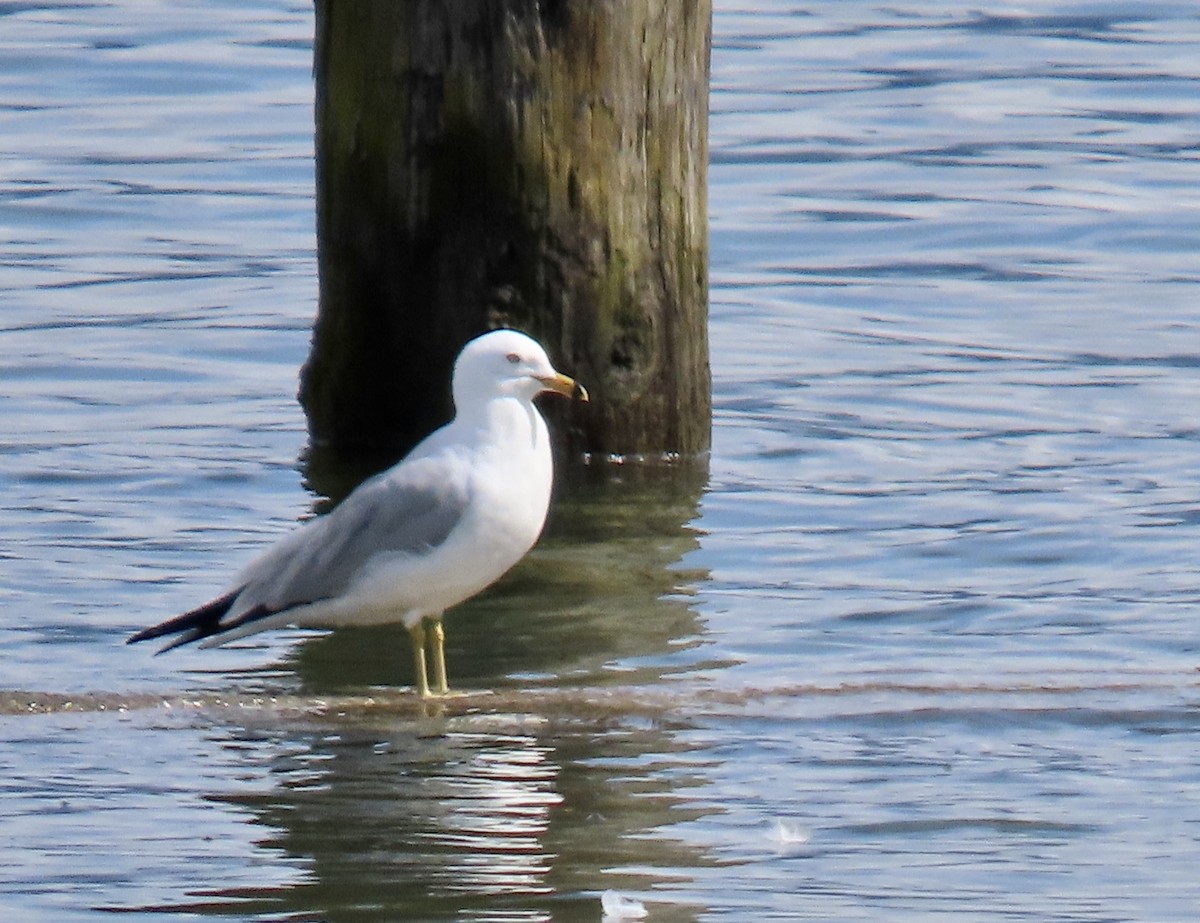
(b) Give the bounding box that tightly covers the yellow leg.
[429,615,450,695]
[407,620,431,698]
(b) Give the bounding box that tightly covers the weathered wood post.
[301,0,711,459]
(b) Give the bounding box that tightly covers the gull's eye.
[506,352,521,364]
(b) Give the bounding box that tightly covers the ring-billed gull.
[128,329,588,697]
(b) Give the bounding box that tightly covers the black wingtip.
[128,588,244,651]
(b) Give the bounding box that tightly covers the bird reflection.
[179,715,711,922]
[410,731,561,896]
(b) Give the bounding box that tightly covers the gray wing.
[232,458,473,618]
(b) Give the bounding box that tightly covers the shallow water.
[3,1,1200,920]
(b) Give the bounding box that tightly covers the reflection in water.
[288,461,718,694]
[420,733,560,898]
[266,727,560,910]
[175,713,712,922]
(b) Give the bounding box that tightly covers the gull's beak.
[536,372,589,402]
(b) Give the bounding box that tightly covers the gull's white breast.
[311,398,554,628]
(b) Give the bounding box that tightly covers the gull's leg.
[429,614,450,695]
[407,620,431,698]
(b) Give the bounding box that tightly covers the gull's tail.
[127,588,246,653]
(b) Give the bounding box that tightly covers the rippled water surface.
[3,1,1200,920]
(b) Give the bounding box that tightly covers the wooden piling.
[301,0,712,459]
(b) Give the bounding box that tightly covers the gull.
[128,329,587,697]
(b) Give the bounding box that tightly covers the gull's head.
[452,329,589,409]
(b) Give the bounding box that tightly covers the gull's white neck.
[447,393,550,461]
[445,393,555,552]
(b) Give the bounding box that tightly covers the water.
[3,1,1200,920]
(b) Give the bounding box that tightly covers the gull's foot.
[415,687,492,702]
